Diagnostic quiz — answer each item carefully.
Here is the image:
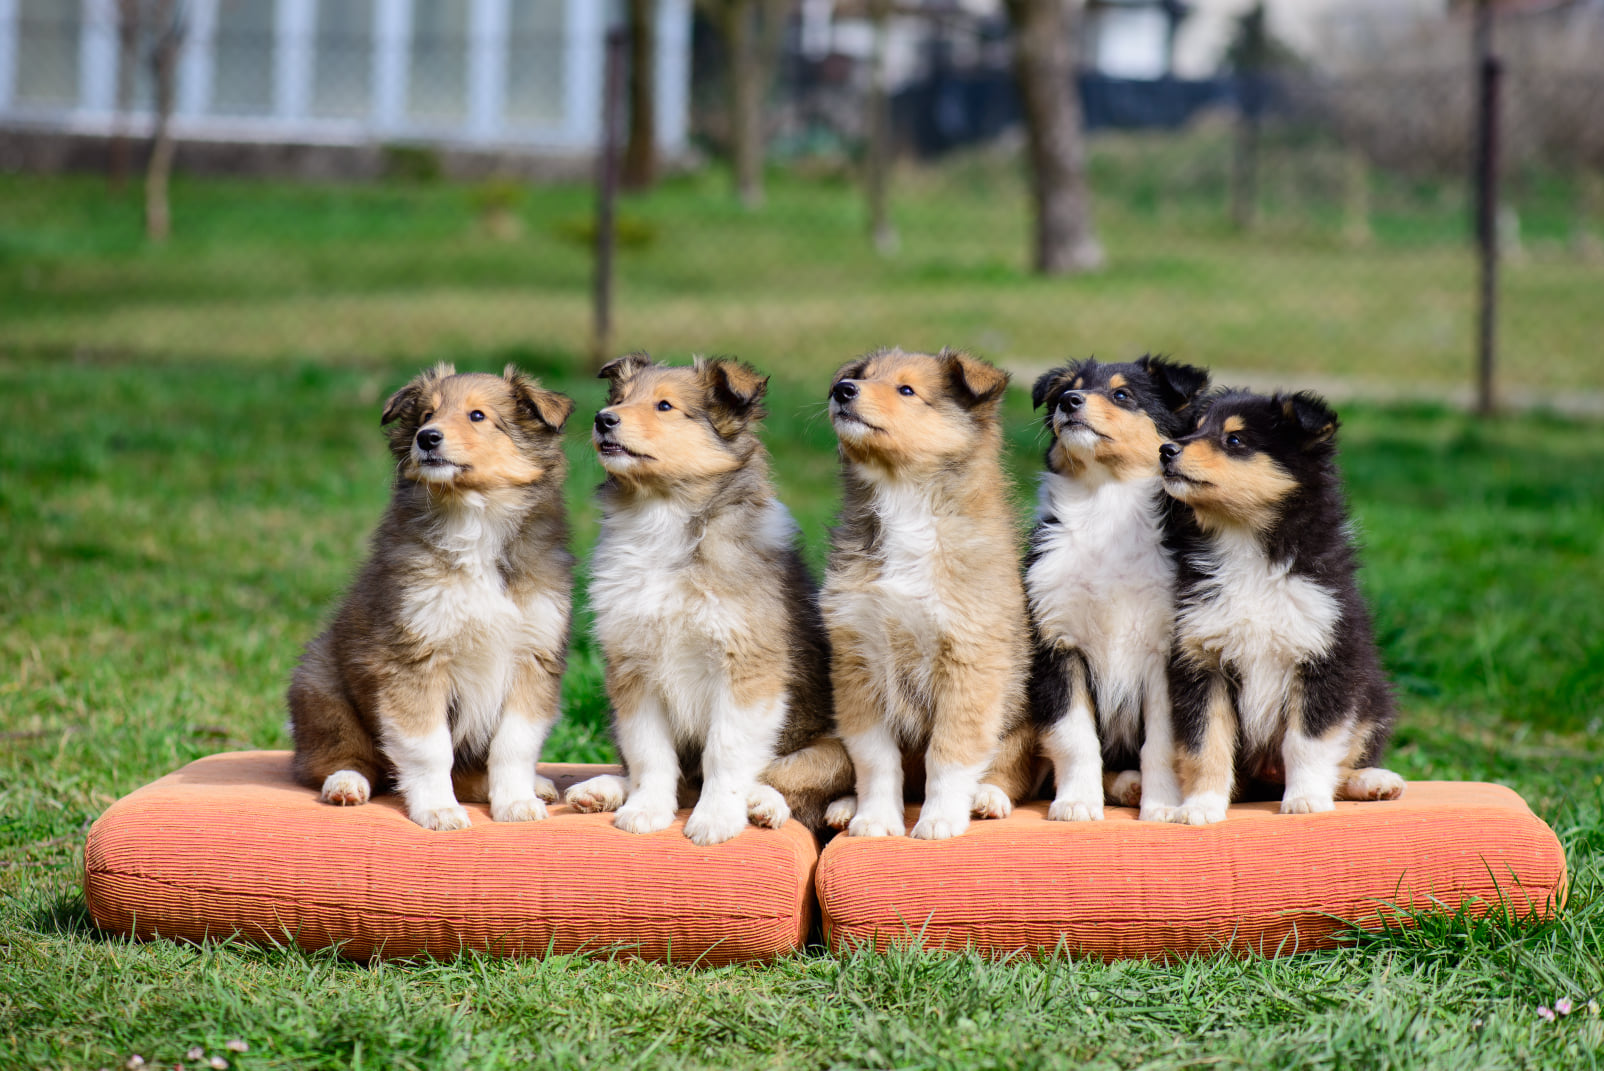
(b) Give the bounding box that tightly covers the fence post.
[592,25,627,372]
[1472,0,1500,416]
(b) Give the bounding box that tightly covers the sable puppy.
[563,354,850,844]
[288,363,576,830]
[1160,389,1405,824]
[821,347,1036,840]
[1027,355,1210,823]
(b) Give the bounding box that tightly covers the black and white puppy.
[1026,356,1210,822]
[1160,389,1405,824]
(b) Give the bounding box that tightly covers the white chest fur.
[1177,527,1341,746]
[399,493,564,755]
[590,495,796,737]
[1026,473,1175,721]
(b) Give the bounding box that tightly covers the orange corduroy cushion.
[817,784,1566,960]
[83,751,818,965]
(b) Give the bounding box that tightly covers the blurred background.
[2,0,1600,405]
[2,0,1600,768]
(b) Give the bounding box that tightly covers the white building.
[0,0,693,156]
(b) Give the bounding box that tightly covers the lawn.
[2,156,1603,1069]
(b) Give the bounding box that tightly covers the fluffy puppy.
[1027,355,1210,823]
[563,354,850,845]
[288,363,576,830]
[822,347,1036,840]
[1160,389,1405,824]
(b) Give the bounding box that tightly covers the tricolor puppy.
[289,363,576,830]
[564,354,851,844]
[822,348,1037,840]
[1160,389,1405,824]
[1026,355,1210,823]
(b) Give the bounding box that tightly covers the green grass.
[3,347,1603,1070]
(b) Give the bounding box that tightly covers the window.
[408,0,469,124]
[14,0,81,108]
[312,0,373,118]
[211,0,276,117]
[504,0,565,127]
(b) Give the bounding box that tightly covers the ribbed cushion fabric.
[83,751,818,965]
[817,783,1566,959]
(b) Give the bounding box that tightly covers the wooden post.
[1472,0,1500,416]
[866,0,897,255]
[592,26,627,372]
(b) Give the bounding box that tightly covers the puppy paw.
[1107,770,1143,808]
[614,802,675,835]
[1047,797,1104,822]
[1340,768,1406,801]
[413,805,472,831]
[1138,803,1177,823]
[1169,800,1228,826]
[1281,794,1336,815]
[746,785,791,829]
[491,797,549,823]
[320,770,371,807]
[910,814,969,840]
[534,774,559,803]
[971,783,1012,820]
[566,774,628,814]
[684,798,749,846]
[824,796,858,830]
[847,809,905,839]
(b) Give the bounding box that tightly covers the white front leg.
[613,692,681,835]
[386,722,470,831]
[911,756,987,840]
[1280,723,1349,815]
[486,710,555,823]
[684,694,785,846]
[843,721,906,838]
[1042,700,1104,822]
[1138,676,1182,822]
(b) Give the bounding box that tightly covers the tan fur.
[1053,393,1169,480]
[289,365,574,829]
[1175,677,1238,808]
[1164,439,1299,532]
[823,348,1034,837]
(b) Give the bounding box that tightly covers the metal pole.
[592,26,627,372]
[1473,1,1500,416]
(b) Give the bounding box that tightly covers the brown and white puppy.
[821,348,1036,840]
[563,354,851,844]
[288,363,575,830]
[1160,389,1404,824]
[1027,355,1211,823]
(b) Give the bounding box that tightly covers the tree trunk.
[144,1,181,243]
[621,0,658,192]
[724,0,765,210]
[1003,0,1103,274]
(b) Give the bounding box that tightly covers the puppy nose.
[831,380,858,404]
[416,427,444,451]
[1159,442,1181,462]
[1061,391,1085,412]
[594,410,620,431]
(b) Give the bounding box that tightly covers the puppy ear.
[381,362,455,426]
[1281,391,1339,448]
[940,348,1010,410]
[695,355,768,437]
[503,365,575,431]
[597,352,653,403]
[1141,355,1212,413]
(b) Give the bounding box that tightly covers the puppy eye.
[469,410,486,422]
[656,399,673,412]
[421,411,434,424]
[1112,389,1130,402]
[897,385,915,397]
[1225,433,1243,448]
